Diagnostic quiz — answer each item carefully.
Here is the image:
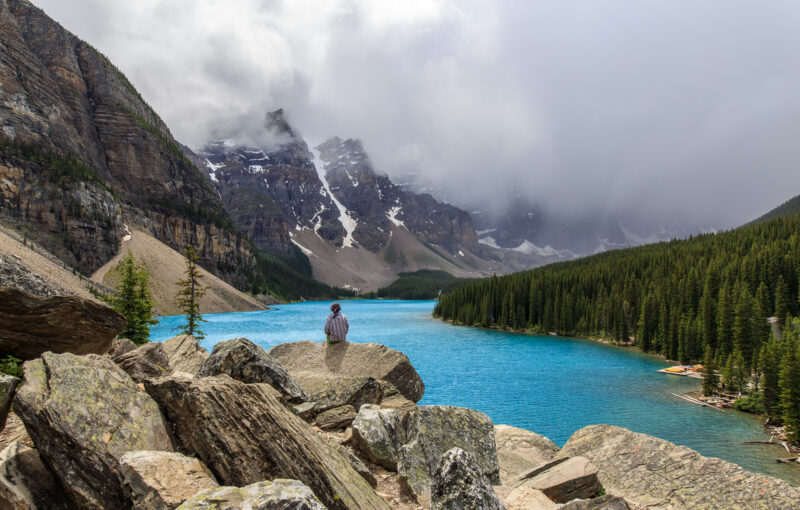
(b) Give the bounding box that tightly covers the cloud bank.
[35,0,800,227]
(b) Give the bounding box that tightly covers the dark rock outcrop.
[317,136,479,254]
[119,450,219,510]
[13,352,173,509]
[161,335,209,375]
[0,441,69,510]
[270,340,424,403]
[144,372,391,510]
[430,447,505,510]
[0,0,263,288]
[0,375,19,433]
[112,342,171,383]
[556,424,800,509]
[196,337,306,402]
[0,287,125,359]
[178,479,327,510]
[398,405,500,502]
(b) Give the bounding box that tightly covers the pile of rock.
[1,292,798,509]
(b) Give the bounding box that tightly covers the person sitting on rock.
[324,302,349,344]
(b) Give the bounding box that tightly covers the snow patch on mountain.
[478,236,501,249]
[311,148,358,247]
[511,240,564,257]
[387,205,406,228]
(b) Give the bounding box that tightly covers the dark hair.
[330,302,341,313]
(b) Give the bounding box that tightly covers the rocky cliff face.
[198,112,479,258]
[316,137,478,254]
[0,0,258,286]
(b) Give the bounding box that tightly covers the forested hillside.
[364,270,475,300]
[435,215,800,369]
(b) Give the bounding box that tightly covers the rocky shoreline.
[1,288,799,509]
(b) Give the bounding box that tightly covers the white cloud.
[33,0,800,227]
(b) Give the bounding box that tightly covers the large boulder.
[14,352,173,509]
[178,479,326,510]
[431,448,505,510]
[494,486,556,510]
[296,373,383,414]
[561,494,631,510]
[0,412,30,451]
[161,335,209,375]
[144,373,391,510]
[351,404,407,470]
[0,375,19,433]
[270,340,425,402]
[197,337,306,402]
[494,424,559,484]
[510,457,600,503]
[112,342,172,383]
[107,337,137,358]
[119,451,219,510]
[398,405,500,503]
[557,424,800,509]
[0,287,126,359]
[0,441,69,510]
[315,405,357,430]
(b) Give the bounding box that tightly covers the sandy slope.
[291,225,514,292]
[0,222,101,302]
[91,229,268,316]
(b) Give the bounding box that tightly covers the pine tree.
[779,333,800,444]
[176,245,207,338]
[107,252,155,345]
[702,345,719,397]
[760,337,782,422]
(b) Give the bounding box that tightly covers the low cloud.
[35,0,800,227]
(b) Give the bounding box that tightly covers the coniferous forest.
[434,215,800,442]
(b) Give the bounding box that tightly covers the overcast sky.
[34,0,800,228]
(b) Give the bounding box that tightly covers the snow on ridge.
[311,148,358,247]
[291,239,314,257]
[387,205,406,228]
[478,236,501,249]
[511,240,563,257]
[475,228,496,236]
[205,159,225,183]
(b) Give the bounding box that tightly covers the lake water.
[151,299,799,485]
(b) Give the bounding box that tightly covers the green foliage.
[364,270,476,300]
[246,246,353,301]
[779,323,800,444]
[176,245,208,339]
[734,392,765,414]
[435,215,800,367]
[750,194,800,225]
[106,252,156,344]
[0,355,22,378]
[0,137,112,193]
[702,345,719,397]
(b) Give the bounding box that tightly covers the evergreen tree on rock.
[108,251,155,345]
[176,245,208,339]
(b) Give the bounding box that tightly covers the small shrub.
[0,355,23,378]
[734,393,766,414]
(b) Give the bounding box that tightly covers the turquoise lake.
[151,299,799,485]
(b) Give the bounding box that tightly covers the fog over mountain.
[35,0,800,230]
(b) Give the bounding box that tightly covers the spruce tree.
[176,245,207,339]
[108,252,155,345]
[778,327,800,444]
[702,345,719,397]
[760,338,782,422]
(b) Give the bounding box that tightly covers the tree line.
[434,215,800,444]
